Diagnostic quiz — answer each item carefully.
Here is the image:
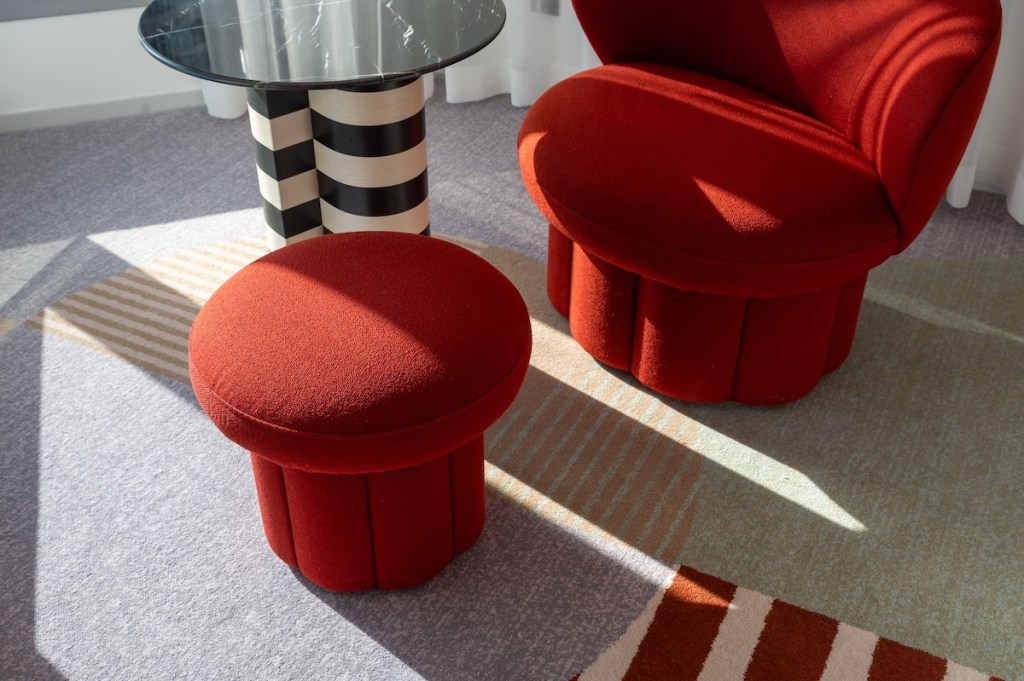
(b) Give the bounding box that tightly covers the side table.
[139,0,506,248]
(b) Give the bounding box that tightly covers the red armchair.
[518,0,1001,404]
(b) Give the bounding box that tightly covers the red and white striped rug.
[572,565,1002,681]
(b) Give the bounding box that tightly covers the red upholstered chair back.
[572,0,1002,251]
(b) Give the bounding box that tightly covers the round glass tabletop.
[138,0,506,89]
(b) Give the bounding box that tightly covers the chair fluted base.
[547,226,868,405]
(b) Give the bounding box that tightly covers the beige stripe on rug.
[25,234,268,383]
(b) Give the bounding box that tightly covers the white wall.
[0,7,205,132]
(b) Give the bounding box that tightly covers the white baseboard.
[0,90,205,134]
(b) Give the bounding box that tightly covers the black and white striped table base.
[247,77,430,249]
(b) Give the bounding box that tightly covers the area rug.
[572,565,1001,681]
[19,231,1008,681]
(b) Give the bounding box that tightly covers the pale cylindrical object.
[200,81,247,119]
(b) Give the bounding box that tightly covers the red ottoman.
[188,232,532,590]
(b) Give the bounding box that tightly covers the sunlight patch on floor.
[85,209,263,264]
[866,284,1023,345]
[695,433,867,532]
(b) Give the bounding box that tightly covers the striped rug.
[25,233,1005,681]
[26,233,270,383]
[572,565,1001,681]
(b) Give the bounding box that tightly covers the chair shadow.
[0,234,233,678]
[0,326,67,680]
[0,237,144,681]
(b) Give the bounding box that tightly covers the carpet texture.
[11,227,1017,680]
[1,80,1022,680]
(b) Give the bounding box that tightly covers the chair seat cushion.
[518,64,900,296]
[189,232,532,474]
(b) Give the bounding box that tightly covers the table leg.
[310,77,430,238]
[246,77,430,250]
[247,89,324,248]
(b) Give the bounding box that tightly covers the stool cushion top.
[189,232,531,474]
[518,64,901,297]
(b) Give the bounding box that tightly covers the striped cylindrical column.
[309,77,430,237]
[246,89,325,249]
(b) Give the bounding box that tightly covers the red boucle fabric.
[189,232,532,474]
[568,0,1001,254]
[519,0,1001,296]
[520,64,899,297]
[519,0,999,403]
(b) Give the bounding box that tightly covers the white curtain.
[946,0,1024,223]
[443,0,598,107]
[446,0,1024,224]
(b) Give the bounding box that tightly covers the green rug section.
[485,245,1024,679]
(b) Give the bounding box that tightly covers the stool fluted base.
[250,437,485,591]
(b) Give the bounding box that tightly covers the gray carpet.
[2,80,1023,680]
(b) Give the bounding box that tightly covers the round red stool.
[188,232,531,591]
